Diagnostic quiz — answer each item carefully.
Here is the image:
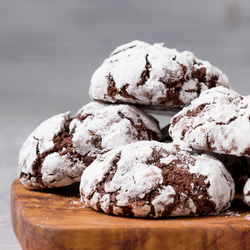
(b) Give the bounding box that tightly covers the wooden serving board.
[11,178,250,250]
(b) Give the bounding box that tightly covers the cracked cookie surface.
[89,40,230,109]
[169,86,250,157]
[80,141,234,218]
[19,102,162,190]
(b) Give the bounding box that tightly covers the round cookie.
[19,102,162,190]
[80,141,234,218]
[169,86,250,157]
[89,40,230,110]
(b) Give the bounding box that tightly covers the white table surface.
[1,0,250,249]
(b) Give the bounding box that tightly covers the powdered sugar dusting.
[243,178,250,206]
[188,153,235,211]
[71,103,162,155]
[19,102,161,190]
[152,185,176,217]
[18,112,70,189]
[170,86,250,157]
[90,40,230,107]
[80,141,234,217]
[224,210,241,218]
[41,153,83,188]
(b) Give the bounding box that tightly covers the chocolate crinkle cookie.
[169,86,250,157]
[89,40,230,110]
[80,141,235,218]
[19,102,162,190]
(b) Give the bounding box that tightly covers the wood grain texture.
[11,178,250,250]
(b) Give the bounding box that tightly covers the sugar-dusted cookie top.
[80,141,234,218]
[90,40,230,109]
[19,102,162,190]
[169,86,250,157]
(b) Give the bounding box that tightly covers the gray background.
[1,0,250,249]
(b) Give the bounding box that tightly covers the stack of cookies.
[19,40,250,218]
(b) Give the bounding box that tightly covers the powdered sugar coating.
[169,86,250,157]
[18,112,74,189]
[41,153,83,188]
[243,178,250,206]
[90,40,230,108]
[70,102,162,156]
[80,141,234,218]
[19,102,161,190]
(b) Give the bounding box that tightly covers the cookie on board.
[19,102,162,190]
[90,40,230,111]
[80,141,235,218]
[169,86,250,157]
